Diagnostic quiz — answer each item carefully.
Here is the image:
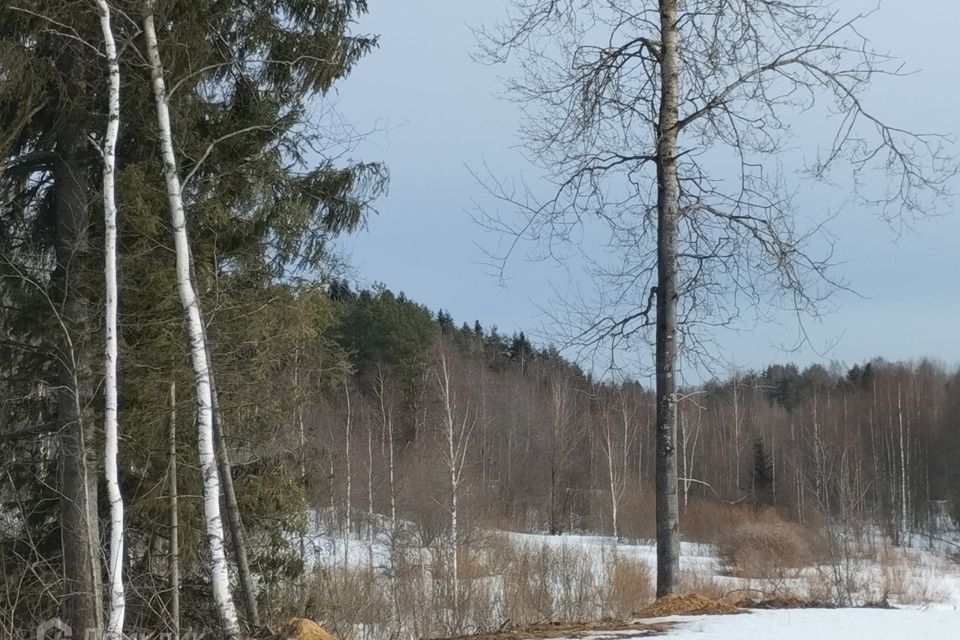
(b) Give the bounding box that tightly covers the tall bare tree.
[477,0,953,594]
[434,345,476,632]
[598,384,640,539]
[95,0,125,635]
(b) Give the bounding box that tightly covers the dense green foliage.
[0,0,383,632]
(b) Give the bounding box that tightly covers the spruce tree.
[751,437,774,507]
[1,0,384,632]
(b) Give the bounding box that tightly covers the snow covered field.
[651,608,960,640]
[303,513,960,639]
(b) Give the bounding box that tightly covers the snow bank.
[660,608,960,640]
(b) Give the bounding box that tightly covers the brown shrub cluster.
[712,509,821,579]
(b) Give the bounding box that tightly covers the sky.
[332,1,960,380]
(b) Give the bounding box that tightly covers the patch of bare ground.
[635,593,743,617]
[431,619,673,640]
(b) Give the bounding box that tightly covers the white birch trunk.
[602,415,619,539]
[344,382,352,569]
[168,382,180,638]
[377,370,398,525]
[440,355,460,624]
[436,349,475,629]
[141,4,240,636]
[96,1,125,635]
[897,383,908,535]
[367,421,374,519]
[366,417,374,568]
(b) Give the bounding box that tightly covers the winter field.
[298,511,960,640]
[648,607,960,640]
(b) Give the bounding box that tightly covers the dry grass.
[676,567,728,601]
[875,545,950,605]
[606,555,654,617]
[273,511,957,640]
[287,534,659,640]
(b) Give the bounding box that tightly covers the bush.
[716,514,816,579]
[606,555,654,617]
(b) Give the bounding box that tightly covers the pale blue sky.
[335,1,960,379]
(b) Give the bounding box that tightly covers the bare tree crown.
[475,0,955,370]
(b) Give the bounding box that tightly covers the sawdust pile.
[636,593,741,617]
[269,618,339,640]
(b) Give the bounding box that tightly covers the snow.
[503,531,720,572]
[301,514,960,607]
[655,607,960,640]
[299,510,960,640]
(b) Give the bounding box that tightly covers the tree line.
[316,288,960,551]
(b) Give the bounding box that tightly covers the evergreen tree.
[508,331,535,364]
[1,0,383,632]
[750,437,774,507]
[437,309,455,334]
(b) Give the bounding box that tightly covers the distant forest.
[315,283,960,542]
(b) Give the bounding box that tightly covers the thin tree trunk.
[141,4,240,636]
[54,112,103,640]
[437,349,471,630]
[210,374,261,631]
[367,412,374,568]
[368,419,374,519]
[603,411,620,540]
[897,383,908,535]
[377,370,398,525]
[295,349,307,566]
[168,382,180,638]
[97,0,125,634]
[344,382,352,568]
[654,0,681,597]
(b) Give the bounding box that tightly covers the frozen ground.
[649,607,960,640]
[301,513,960,639]
[305,514,960,606]
[502,530,960,607]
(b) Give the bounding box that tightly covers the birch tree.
[95,0,125,636]
[478,0,953,594]
[167,382,180,638]
[435,345,476,631]
[599,384,640,540]
[1,0,382,631]
[141,2,240,635]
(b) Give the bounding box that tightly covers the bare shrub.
[605,554,654,616]
[498,542,561,623]
[875,546,949,606]
[681,500,750,545]
[714,510,819,580]
[306,566,392,640]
